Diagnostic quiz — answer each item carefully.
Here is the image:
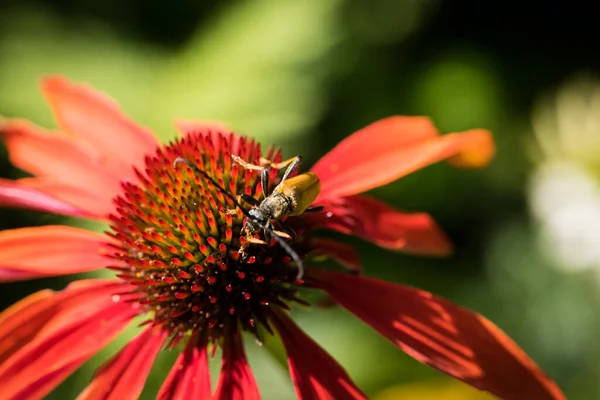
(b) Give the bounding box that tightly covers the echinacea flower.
[0,77,564,400]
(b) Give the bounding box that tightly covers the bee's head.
[244,208,267,234]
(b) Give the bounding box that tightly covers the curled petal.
[158,336,211,400]
[308,270,565,400]
[41,76,159,175]
[213,331,260,400]
[311,116,494,200]
[312,195,452,256]
[78,326,168,400]
[310,238,362,274]
[272,310,367,400]
[0,225,115,282]
[0,178,92,218]
[0,280,137,400]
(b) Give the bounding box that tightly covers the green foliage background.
[1,0,599,398]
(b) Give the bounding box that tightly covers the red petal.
[41,76,159,176]
[213,332,260,400]
[311,116,494,200]
[0,177,92,218]
[0,289,54,364]
[77,326,168,400]
[0,280,137,400]
[0,225,115,282]
[308,270,565,400]
[0,120,124,216]
[158,337,211,400]
[313,195,452,256]
[272,310,367,400]
[1,118,121,186]
[18,177,115,218]
[310,238,362,274]
[0,280,123,365]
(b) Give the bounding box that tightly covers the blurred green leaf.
[152,0,343,146]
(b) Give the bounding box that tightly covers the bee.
[231,155,322,250]
[174,155,322,280]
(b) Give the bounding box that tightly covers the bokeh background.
[1,0,599,398]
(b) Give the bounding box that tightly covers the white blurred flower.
[530,162,600,271]
[529,74,600,273]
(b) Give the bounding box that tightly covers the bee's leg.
[217,205,239,215]
[232,154,286,172]
[250,155,303,175]
[238,239,249,256]
[260,168,270,198]
[232,156,272,197]
[243,237,269,246]
[234,154,303,187]
[272,219,296,239]
[257,156,298,170]
[263,220,272,242]
[265,155,301,171]
[219,194,253,215]
[271,230,292,239]
[277,156,303,183]
[238,236,270,257]
[231,155,265,171]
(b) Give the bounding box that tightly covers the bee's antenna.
[174,158,245,210]
[174,157,304,280]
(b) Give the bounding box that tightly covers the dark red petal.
[0,225,116,282]
[311,116,494,200]
[308,269,565,400]
[41,76,159,176]
[0,280,137,400]
[310,238,361,274]
[213,332,260,400]
[77,326,168,400]
[0,177,93,218]
[0,279,123,364]
[272,310,367,400]
[312,195,452,256]
[158,337,211,400]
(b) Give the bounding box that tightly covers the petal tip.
[447,129,496,169]
[40,76,79,104]
[40,75,121,116]
[40,75,70,91]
